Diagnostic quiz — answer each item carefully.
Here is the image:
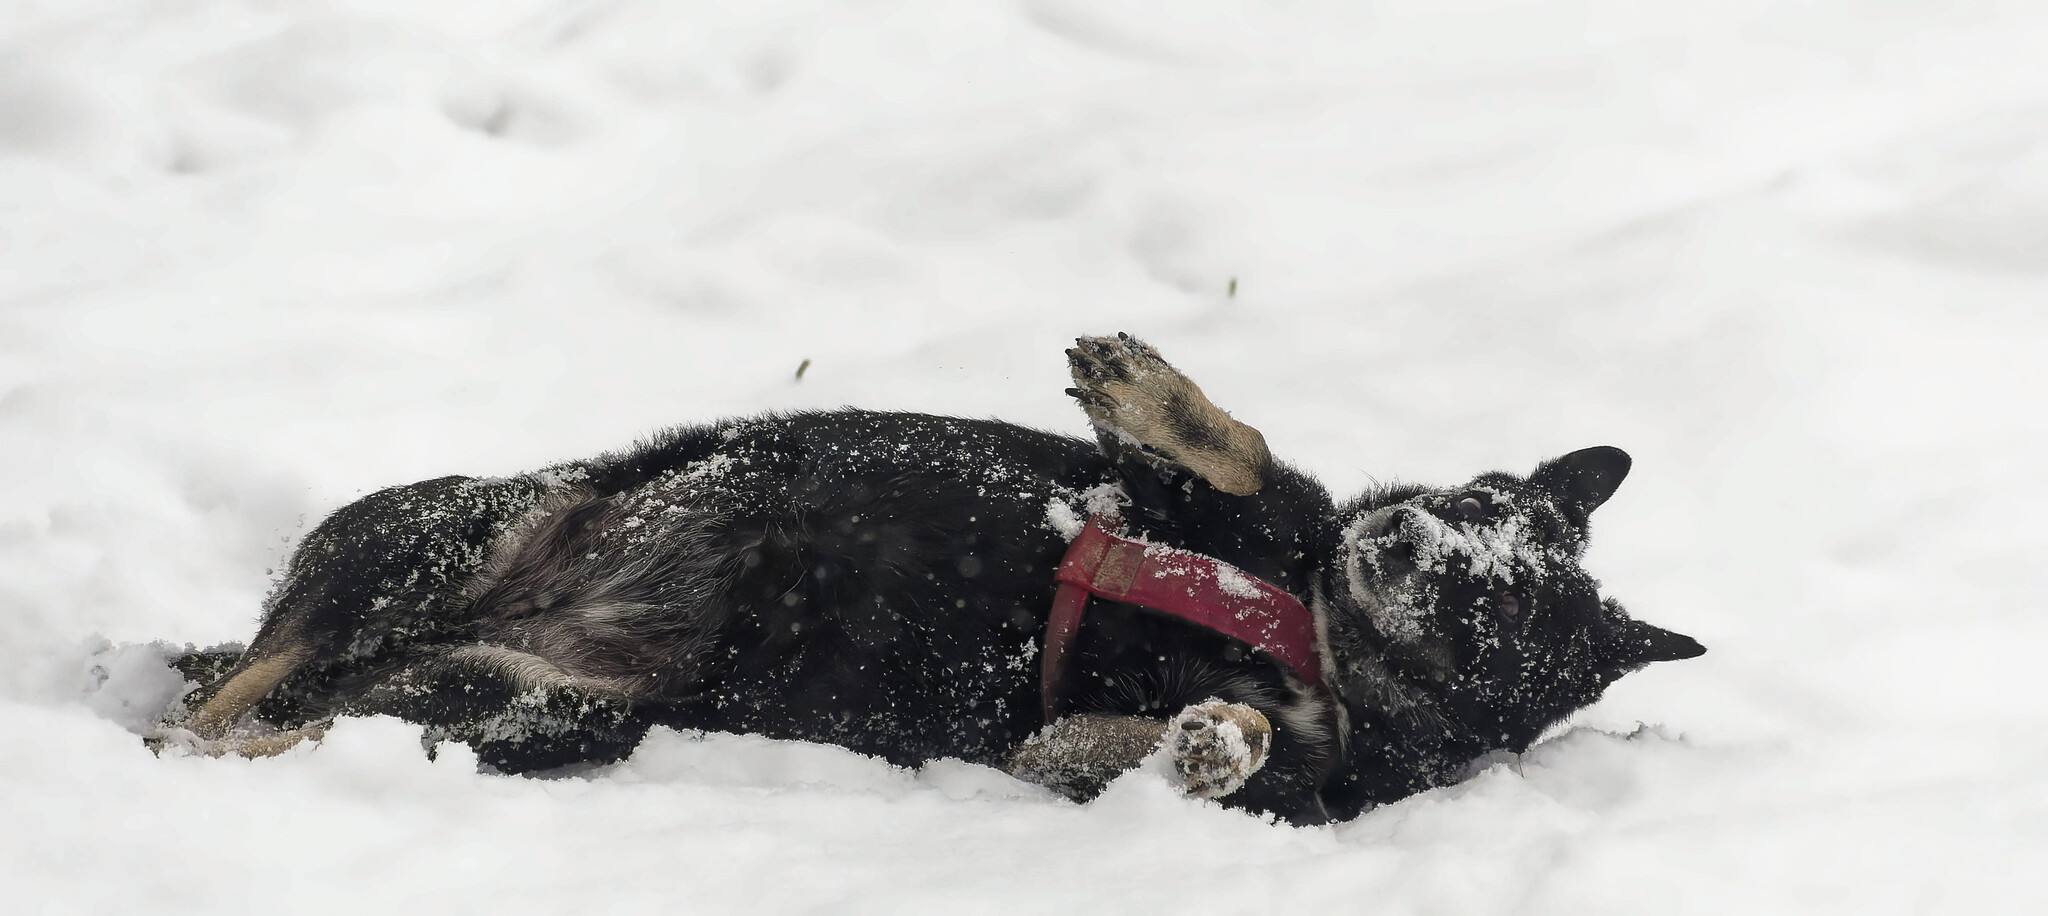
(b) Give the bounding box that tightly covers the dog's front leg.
[1008,700,1272,801]
[1065,334,1272,496]
[1007,713,1166,801]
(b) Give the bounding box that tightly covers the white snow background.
[4,1,2045,912]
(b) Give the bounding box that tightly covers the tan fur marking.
[1067,335,1272,495]
[187,647,312,739]
[218,724,328,759]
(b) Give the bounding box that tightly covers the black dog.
[158,334,1702,824]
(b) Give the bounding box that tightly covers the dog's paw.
[1064,333,1270,496]
[147,722,328,759]
[1064,332,1169,415]
[1165,699,1271,799]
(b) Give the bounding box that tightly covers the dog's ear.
[1604,619,1705,673]
[1532,446,1631,517]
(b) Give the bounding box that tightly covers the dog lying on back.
[157,334,1702,823]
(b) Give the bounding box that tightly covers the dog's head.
[1326,446,1703,758]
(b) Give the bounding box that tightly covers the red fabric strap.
[1040,517,1326,721]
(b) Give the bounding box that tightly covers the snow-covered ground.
[4,1,2046,911]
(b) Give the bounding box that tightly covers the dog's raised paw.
[1064,334,1271,495]
[1064,334,1174,454]
[1065,333,1164,389]
[1166,699,1271,799]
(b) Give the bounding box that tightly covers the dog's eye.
[1495,592,1521,622]
[1457,497,1486,521]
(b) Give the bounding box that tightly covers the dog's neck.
[1314,559,1497,797]
[1317,582,1442,729]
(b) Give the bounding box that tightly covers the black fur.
[165,356,1701,824]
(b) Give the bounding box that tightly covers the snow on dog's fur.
[155,334,1702,823]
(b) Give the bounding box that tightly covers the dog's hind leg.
[182,645,317,741]
[153,643,330,758]
[346,644,651,773]
[165,475,559,750]
[1065,334,1272,496]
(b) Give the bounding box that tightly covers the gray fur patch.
[465,474,738,700]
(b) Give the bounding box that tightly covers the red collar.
[1041,517,1326,721]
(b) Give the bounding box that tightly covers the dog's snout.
[1377,511,1405,538]
[1363,506,1407,540]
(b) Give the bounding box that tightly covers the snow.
[1395,504,1545,584]
[1044,481,1127,539]
[4,0,2046,911]
[1210,562,1263,601]
[1043,494,1086,540]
